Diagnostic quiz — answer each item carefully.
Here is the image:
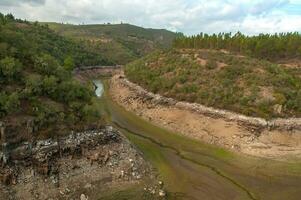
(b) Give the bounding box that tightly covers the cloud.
[0,0,45,6]
[0,0,300,35]
[249,0,289,15]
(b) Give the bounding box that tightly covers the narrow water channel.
[94,79,301,200]
[93,80,104,97]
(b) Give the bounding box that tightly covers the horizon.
[3,13,301,37]
[0,0,300,35]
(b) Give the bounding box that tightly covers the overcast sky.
[0,0,301,35]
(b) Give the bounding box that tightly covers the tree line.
[173,32,301,61]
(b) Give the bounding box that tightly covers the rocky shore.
[0,126,164,200]
[110,73,301,160]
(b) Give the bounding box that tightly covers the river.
[94,79,301,200]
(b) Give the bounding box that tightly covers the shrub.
[42,75,58,97]
[24,74,43,96]
[34,54,60,75]
[206,59,218,69]
[0,57,22,81]
[0,92,20,116]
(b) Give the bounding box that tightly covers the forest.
[0,13,102,139]
[173,32,301,61]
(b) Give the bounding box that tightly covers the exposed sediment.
[0,126,160,200]
[110,73,301,160]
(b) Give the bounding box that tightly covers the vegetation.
[0,15,112,67]
[43,22,181,65]
[0,13,102,139]
[173,32,301,61]
[125,49,301,118]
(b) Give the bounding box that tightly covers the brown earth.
[109,73,301,160]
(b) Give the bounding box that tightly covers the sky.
[0,0,301,35]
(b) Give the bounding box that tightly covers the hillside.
[125,48,301,119]
[0,13,102,144]
[173,32,301,62]
[43,22,180,64]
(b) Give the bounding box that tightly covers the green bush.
[0,57,22,82]
[56,80,93,103]
[42,75,58,96]
[81,103,101,122]
[0,92,20,116]
[24,74,43,96]
[206,59,218,69]
[34,54,60,75]
[63,56,75,71]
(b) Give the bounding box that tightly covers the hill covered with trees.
[173,32,301,62]
[0,13,102,142]
[43,22,181,64]
[0,15,112,67]
[125,48,301,119]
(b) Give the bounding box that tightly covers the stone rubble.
[0,126,155,200]
[117,74,301,130]
[143,180,167,199]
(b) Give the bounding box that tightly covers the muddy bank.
[110,74,301,160]
[0,126,164,200]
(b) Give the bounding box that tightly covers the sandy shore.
[109,74,301,160]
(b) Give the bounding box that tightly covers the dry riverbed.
[110,73,301,160]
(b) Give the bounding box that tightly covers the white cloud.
[0,0,300,35]
[249,0,289,15]
[241,14,301,35]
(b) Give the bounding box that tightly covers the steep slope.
[43,22,181,64]
[125,49,301,119]
[0,13,102,144]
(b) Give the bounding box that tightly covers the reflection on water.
[93,80,104,97]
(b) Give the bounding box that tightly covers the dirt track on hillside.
[109,74,301,160]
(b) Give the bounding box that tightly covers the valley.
[1,11,301,200]
[96,78,301,200]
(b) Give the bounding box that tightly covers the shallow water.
[93,80,104,97]
[95,79,301,200]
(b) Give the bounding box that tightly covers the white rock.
[158,189,166,197]
[80,194,88,200]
